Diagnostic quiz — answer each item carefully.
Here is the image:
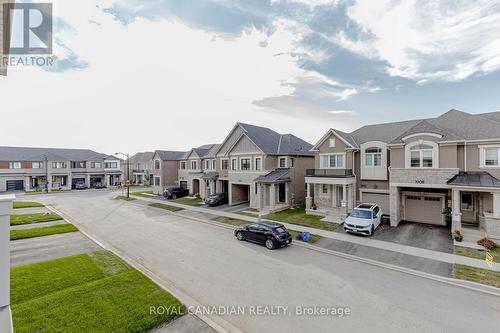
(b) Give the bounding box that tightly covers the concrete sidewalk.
[136,196,500,273]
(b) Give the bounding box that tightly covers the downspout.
[464,140,467,172]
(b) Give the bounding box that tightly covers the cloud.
[327,110,356,115]
[271,0,338,8]
[338,0,500,82]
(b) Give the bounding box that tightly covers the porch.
[448,171,500,242]
[200,172,218,199]
[255,169,291,213]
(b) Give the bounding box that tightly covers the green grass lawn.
[13,201,44,209]
[454,246,500,263]
[115,195,136,201]
[11,224,78,240]
[149,203,184,212]
[172,197,204,206]
[453,264,500,288]
[212,216,321,243]
[11,251,185,333]
[10,213,63,225]
[131,191,157,198]
[263,206,339,232]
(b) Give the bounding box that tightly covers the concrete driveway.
[25,191,500,333]
[338,221,453,253]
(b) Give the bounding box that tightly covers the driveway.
[338,220,453,253]
[27,191,500,333]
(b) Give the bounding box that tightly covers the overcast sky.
[2,0,500,155]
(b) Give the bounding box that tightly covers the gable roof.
[311,128,359,150]
[227,123,313,156]
[155,150,186,161]
[254,168,290,183]
[0,146,108,161]
[318,109,500,148]
[129,152,155,164]
[447,171,500,188]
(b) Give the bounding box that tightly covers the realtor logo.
[3,2,52,54]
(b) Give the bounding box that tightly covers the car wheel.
[236,232,244,241]
[370,225,375,236]
[265,238,275,250]
[172,194,177,200]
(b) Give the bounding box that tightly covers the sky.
[1,0,500,155]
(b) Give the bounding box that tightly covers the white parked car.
[343,203,382,236]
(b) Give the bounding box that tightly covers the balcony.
[306,169,353,178]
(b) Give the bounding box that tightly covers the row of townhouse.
[128,152,155,185]
[0,146,123,192]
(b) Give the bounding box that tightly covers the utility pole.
[116,152,130,198]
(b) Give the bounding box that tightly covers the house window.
[9,162,22,169]
[105,162,118,169]
[290,158,294,168]
[154,176,160,186]
[255,158,262,171]
[231,159,237,171]
[484,147,499,166]
[329,138,336,147]
[409,144,433,168]
[320,154,344,169]
[180,161,186,170]
[365,147,382,166]
[221,160,228,170]
[461,193,473,211]
[322,184,328,194]
[241,158,251,171]
[71,161,85,168]
[212,160,216,169]
[154,160,160,169]
[31,162,43,169]
[191,161,198,169]
[279,157,286,168]
[205,160,210,169]
[91,162,102,169]
[52,162,67,169]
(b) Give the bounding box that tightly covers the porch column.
[67,173,72,189]
[85,174,91,188]
[452,189,462,231]
[285,183,290,206]
[341,184,347,210]
[47,174,53,192]
[0,194,15,333]
[493,192,500,218]
[209,180,215,195]
[305,182,312,210]
[269,184,276,211]
[257,184,262,210]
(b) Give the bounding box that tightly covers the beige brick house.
[306,110,500,241]
[151,150,186,195]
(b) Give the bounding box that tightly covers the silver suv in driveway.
[343,203,382,236]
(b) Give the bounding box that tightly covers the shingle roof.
[0,146,108,161]
[238,123,313,156]
[193,144,216,158]
[155,150,186,161]
[129,152,154,164]
[254,168,290,183]
[447,171,500,188]
[390,119,461,143]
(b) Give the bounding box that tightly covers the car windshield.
[350,209,372,219]
[208,194,219,198]
[273,226,287,234]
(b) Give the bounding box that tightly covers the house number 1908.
[415,179,425,184]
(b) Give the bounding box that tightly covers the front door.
[461,192,476,223]
[336,185,343,207]
[278,183,286,203]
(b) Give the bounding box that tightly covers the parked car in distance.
[74,182,87,190]
[205,193,228,206]
[93,182,106,189]
[234,222,292,250]
[163,186,189,199]
[343,203,382,236]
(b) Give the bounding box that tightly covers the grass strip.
[10,213,63,225]
[11,224,78,240]
[149,203,184,212]
[453,264,500,288]
[13,201,44,209]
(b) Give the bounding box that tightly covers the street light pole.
[115,152,130,199]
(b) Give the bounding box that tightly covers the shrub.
[477,238,496,250]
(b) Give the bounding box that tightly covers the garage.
[404,194,445,226]
[72,178,86,188]
[6,180,24,191]
[361,191,390,216]
[231,183,249,205]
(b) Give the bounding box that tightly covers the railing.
[306,169,353,177]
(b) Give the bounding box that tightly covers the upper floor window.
[410,144,433,168]
[255,157,262,171]
[231,158,237,171]
[365,147,382,167]
[221,159,229,170]
[191,160,198,169]
[320,154,344,169]
[9,162,21,169]
[52,162,67,169]
[279,157,286,168]
[241,158,251,171]
[205,160,210,169]
[71,161,85,169]
[154,160,160,170]
[91,162,102,169]
[105,162,118,169]
[180,161,186,170]
[483,147,499,166]
[32,162,43,169]
[290,158,294,168]
[212,159,216,169]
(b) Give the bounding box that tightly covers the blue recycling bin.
[302,231,311,243]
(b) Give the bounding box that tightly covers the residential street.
[29,191,500,333]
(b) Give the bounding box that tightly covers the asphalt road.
[26,191,500,333]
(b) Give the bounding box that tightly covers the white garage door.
[361,192,389,216]
[404,195,444,226]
